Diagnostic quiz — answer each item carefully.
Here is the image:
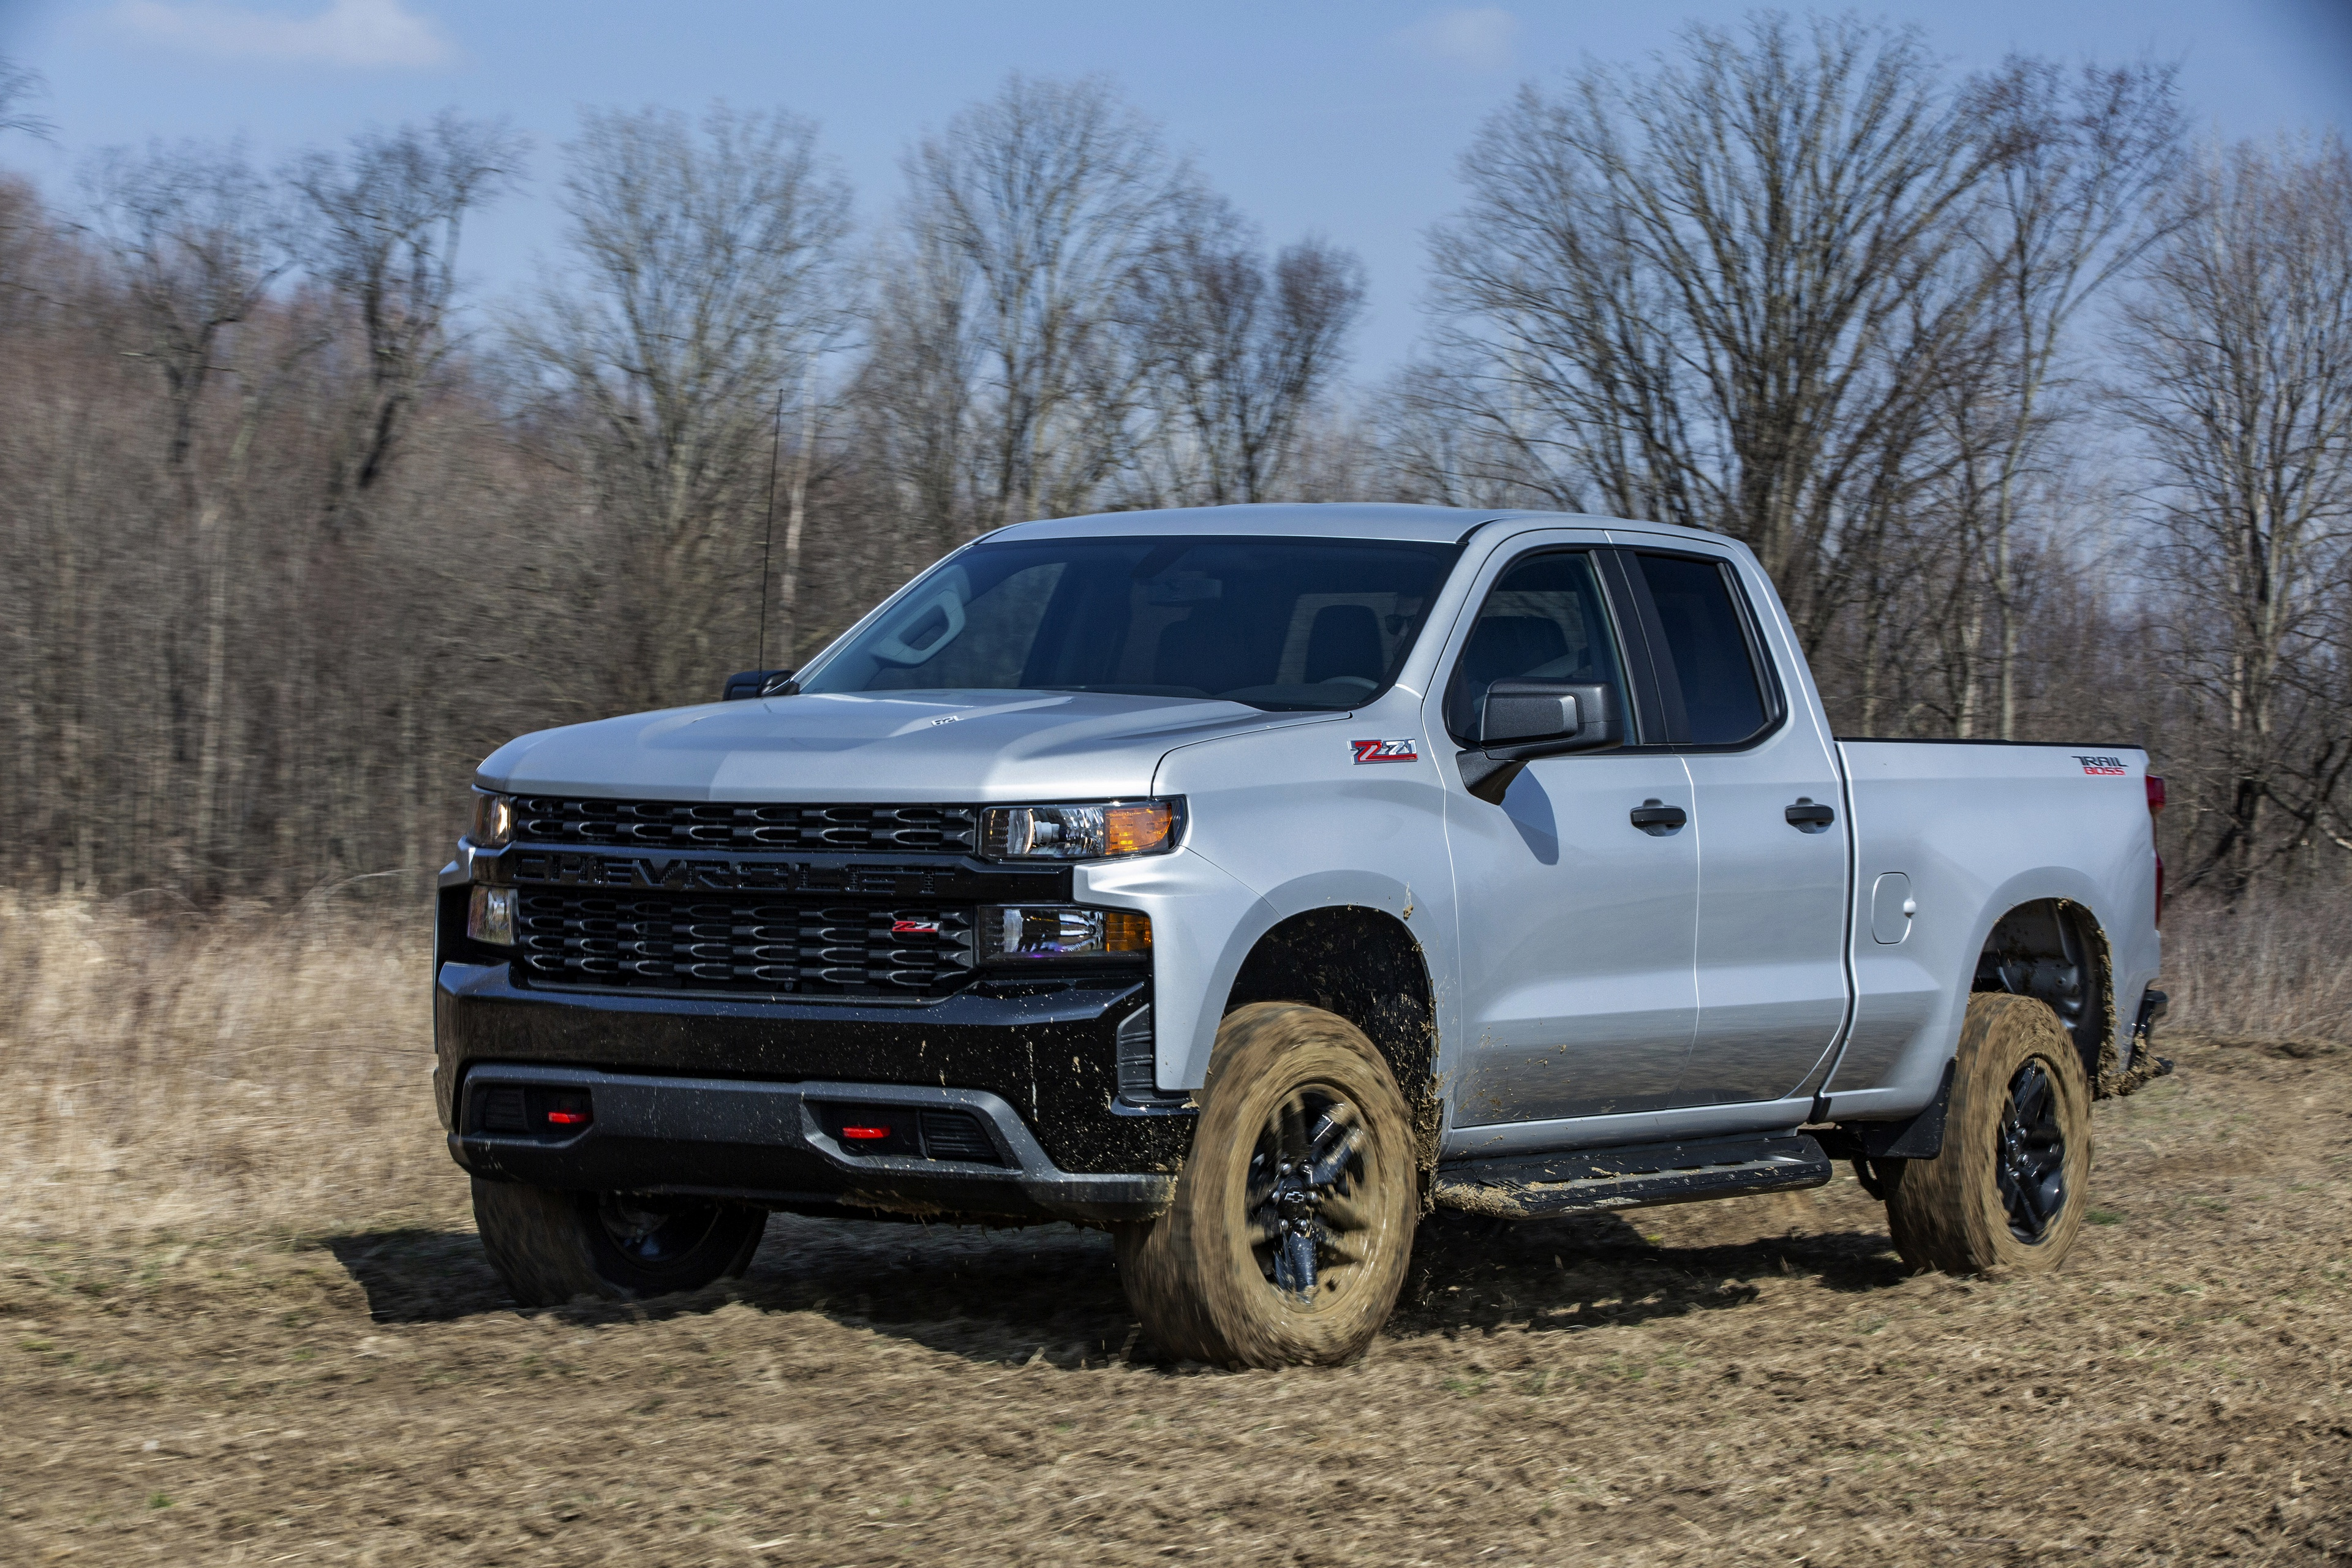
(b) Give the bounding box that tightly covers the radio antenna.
[757,383,784,669]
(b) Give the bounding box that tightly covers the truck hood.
[475,690,1336,801]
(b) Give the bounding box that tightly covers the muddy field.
[2,1028,2348,1566]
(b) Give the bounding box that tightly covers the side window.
[1444,551,1627,744]
[1634,553,1770,745]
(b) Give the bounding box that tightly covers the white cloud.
[1396,6,1519,73]
[111,0,454,69]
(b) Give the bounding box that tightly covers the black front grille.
[514,889,975,998]
[512,797,979,856]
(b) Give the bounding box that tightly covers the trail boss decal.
[1351,738,1419,764]
[2075,754,2129,777]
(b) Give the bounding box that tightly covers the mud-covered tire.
[1883,993,2092,1275]
[1115,1003,1417,1368]
[472,1179,766,1305]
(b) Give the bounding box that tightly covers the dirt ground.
[4,1030,2350,1567]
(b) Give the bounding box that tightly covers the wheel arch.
[1970,894,2116,1091]
[1221,905,1443,1205]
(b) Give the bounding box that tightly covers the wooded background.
[1,17,2345,910]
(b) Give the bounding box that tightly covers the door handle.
[1785,798,1837,831]
[1630,799,1688,834]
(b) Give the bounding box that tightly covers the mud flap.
[1816,1058,1954,1165]
[2098,987,2174,1099]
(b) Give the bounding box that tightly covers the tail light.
[2146,775,2166,815]
[2147,774,2165,927]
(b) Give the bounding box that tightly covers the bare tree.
[85,143,293,477]
[1374,352,1582,510]
[0,55,51,143]
[288,112,526,526]
[84,143,299,891]
[1943,59,2184,736]
[2117,137,2352,894]
[1425,14,1999,645]
[854,217,979,557]
[1129,195,1365,505]
[514,104,853,704]
[3,57,2345,916]
[888,74,1183,538]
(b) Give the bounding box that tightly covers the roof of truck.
[986,502,1731,549]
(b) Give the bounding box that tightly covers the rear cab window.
[1627,552,1776,746]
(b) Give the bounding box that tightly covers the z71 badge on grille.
[1351,738,1419,764]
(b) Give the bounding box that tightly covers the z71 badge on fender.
[1351,738,1419,764]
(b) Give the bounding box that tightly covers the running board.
[1432,1133,1833,1219]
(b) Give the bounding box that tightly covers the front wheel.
[1115,1003,1418,1367]
[1882,992,2092,1274]
[472,1179,767,1305]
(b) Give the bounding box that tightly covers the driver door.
[1441,546,1699,1129]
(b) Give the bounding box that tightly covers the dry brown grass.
[2160,889,2352,1045]
[4,895,2351,1564]
[0,892,458,1242]
[4,889,2339,1245]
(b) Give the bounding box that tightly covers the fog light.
[979,905,1150,963]
[467,885,516,946]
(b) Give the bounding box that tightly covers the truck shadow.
[322,1208,1908,1366]
[323,1229,514,1323]
[1388,1210,1907,1341]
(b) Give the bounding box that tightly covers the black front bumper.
[433,959,1194,1224]
[450,1061,1172,1224]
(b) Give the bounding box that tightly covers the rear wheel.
[1882,993,2092,1274]
[1115,1003,1417,1367]
[472,1179,767,1305]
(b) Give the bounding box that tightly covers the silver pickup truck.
[435,503,2168,1366]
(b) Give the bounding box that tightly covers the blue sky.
[2,0,2348,376]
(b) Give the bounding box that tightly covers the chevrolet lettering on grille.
[509,851,952,895]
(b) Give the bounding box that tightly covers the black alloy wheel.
[1994,1060,2068,1243]
[1114,1002,1418,1365]
[1880,993,2091,1275]
[1246,1086,1373,1298]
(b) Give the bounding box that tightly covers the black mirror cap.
[1480,679,1618,747]
[722,668,798,701]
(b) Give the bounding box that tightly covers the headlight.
[469,789,514,850]
[981,799,1180,860]
[980,905,1150,963]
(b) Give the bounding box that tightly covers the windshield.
[798,535,1463,711]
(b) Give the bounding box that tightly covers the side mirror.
[1479,679,1619,748]
[1460,680,1624,804]
[722,668,797,701]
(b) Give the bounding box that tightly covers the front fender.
[1072,849,1275,1093]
